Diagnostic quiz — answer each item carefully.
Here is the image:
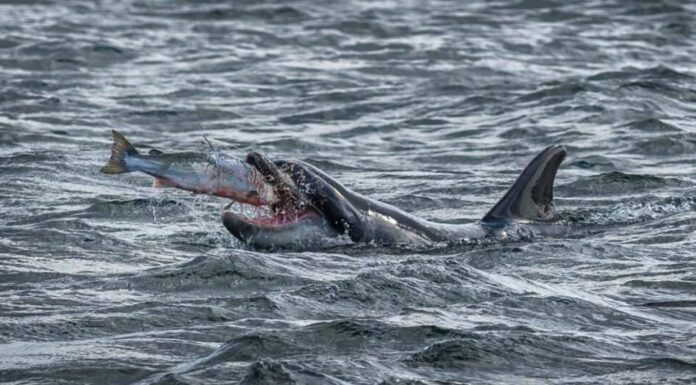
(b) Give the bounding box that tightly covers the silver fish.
[100,130,275,206]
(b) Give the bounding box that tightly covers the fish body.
[100,131,275,206]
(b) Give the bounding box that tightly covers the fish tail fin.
[100,130,140,174]
[482,145,566,222]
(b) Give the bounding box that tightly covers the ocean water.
[2,1,696,384]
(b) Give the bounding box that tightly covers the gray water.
[2,1,696,384]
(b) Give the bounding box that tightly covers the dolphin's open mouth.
[221,194,321,241]
[224,203,319,227]
[222,152,320,233]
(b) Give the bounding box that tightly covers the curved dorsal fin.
[482,145,566,222]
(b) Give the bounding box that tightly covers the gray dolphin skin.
[222,145,568,249]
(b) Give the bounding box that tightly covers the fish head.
[215,154,278,206]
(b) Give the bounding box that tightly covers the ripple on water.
[126,254,315,292]
[620,118,683,133]
[558,172,677,196]
[629,135,696,157]
[404,331,630,378]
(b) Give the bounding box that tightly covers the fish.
[100,130,276,206]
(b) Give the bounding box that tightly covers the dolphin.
[222,145,569,249]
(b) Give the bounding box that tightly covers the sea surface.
[2,1,696,384]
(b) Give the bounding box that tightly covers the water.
[2,0,696,384]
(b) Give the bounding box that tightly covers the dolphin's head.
[222,152,353,249]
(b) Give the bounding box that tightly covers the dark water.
[2,0,696,384]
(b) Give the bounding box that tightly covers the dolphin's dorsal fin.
[149,148,164,156]
[482,145,566,222]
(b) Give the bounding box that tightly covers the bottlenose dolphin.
[222,145,568,249]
